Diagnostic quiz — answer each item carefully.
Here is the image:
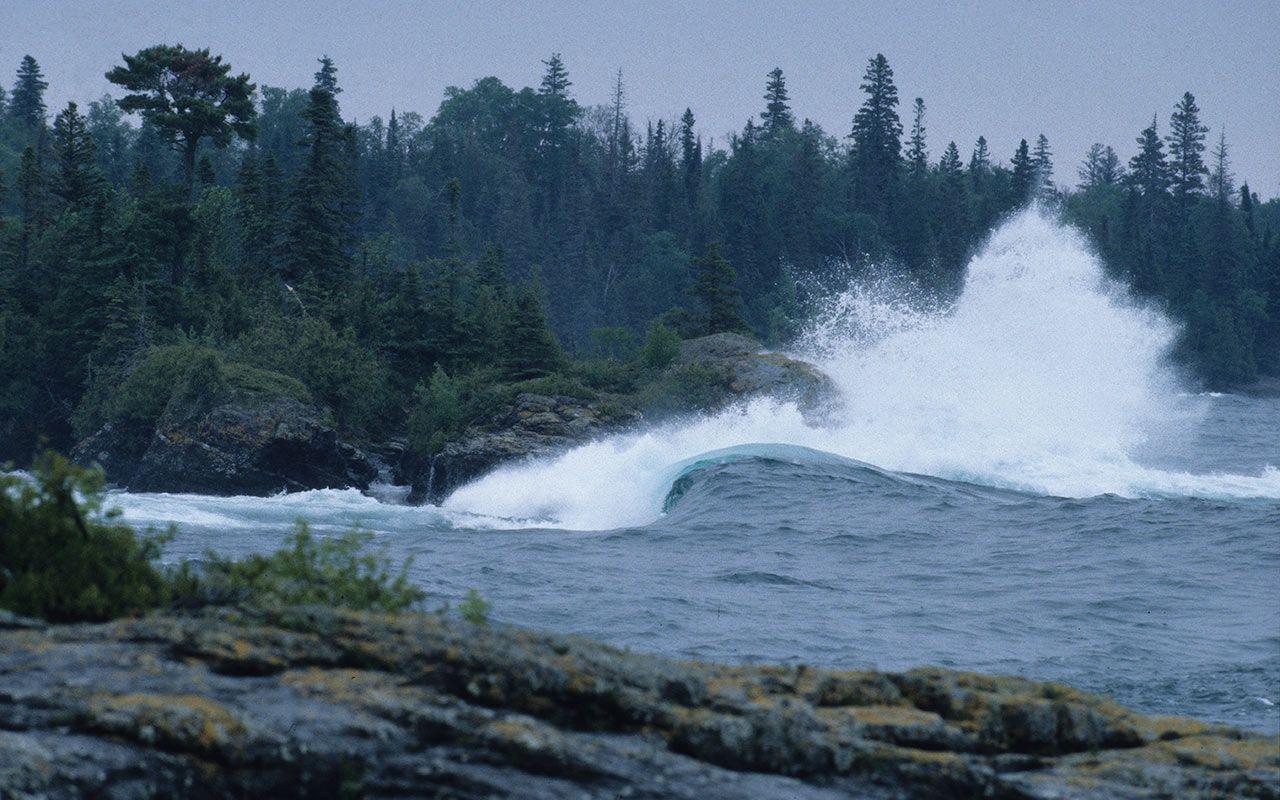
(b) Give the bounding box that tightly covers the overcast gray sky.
[3,0,1277,196]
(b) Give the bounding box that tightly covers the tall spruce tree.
[50,102,103,211]
[8,55,48,133]
[690,242,747,335]
[284,57,356,291]
[1129,116,1170,199]
[848,53,902,215]
[679,108,701,210]
[760,67,794,138]
[1032,134,1054,199]
[968,136,991,189]
[1166,92,1208,205]
[1010,139,1034,202]
[906,98,927,177]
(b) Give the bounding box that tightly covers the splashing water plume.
[444,208,1280,529]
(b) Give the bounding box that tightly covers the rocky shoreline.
[68,333,835,503]
[1,607,1275,799]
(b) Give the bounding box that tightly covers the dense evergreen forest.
[0,47,1276,463]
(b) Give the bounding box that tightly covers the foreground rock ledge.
[0,609,1275,799]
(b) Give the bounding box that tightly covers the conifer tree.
[906,98,927,177]
[1032,134,1054,199]
[848,53,902,214]
[1128,116,1170,199]
[50,102,103,211]
[968,136,991,189]
[15,145,47,269]
[679,108,701,209]
[502,283,563,379]
[1239,183,1255,235]
[1208,131,1233,201]
[8,55,48,133]
[1166,92,1208,205]
[760,67,794,138]
[690,242,747,335]
[1010,139,1034,202]
[285,57,356,289]
[106,45,256,189]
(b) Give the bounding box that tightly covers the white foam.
[445,207,1280,529]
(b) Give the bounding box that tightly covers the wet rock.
[407,393,641,504]
[74,393,378,496]
[0,608,1273,799]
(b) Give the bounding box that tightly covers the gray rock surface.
[0,608,1274,799]
[408,392,640,503]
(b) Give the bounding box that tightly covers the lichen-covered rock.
[0,608,1273,799]
[74,393,377,496]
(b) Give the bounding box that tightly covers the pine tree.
[1166,92,1208,204]
[536,53,580,208]
[502,283,563,379]
[679,108,701,210]
[50,102,103,211]
[848,54,902,214]
[1128,116,1169,199]
[15,145,47,269]
[106,45,256,189]
[1010,139,1034,202]
[285,57,356,290]
[906,98,927,177]
[760,67,794,138]
[968,136,991,189]
[690,242,747,335]
[8,55,48,133]
[1032,134,1054,199]
[1207,131,1233,201]
[1239,183,1255,235]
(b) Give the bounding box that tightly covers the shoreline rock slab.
[0,608,1274,798]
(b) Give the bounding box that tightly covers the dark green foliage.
[179,521,425,613]
[105,45,256,187]
[0,452,169,622]
[502,285,564,380]
[640,321,682,370]
[407,366,465,455]
[0,45,1275,471]
[7,55,48,133]
[1,451,426,620]
[690,243,748,335]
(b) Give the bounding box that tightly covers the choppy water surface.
[112,210,1279,732]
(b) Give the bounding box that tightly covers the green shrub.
[183,521,425,613]
[634,362,727,416]
[508,372,596,400]
[0,452,170,622]
[407,366,466,455]
[459,588,491,625]
[73,343,311,438]
[230,316,395,435]
[640,320,682,370]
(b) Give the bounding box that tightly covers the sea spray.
[443,208,1280,529]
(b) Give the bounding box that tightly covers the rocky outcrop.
[407,393,640,503]
[74,393,377,496]
[0,607,1274,799]
[654,332,836,416]
[408,334,836,504]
